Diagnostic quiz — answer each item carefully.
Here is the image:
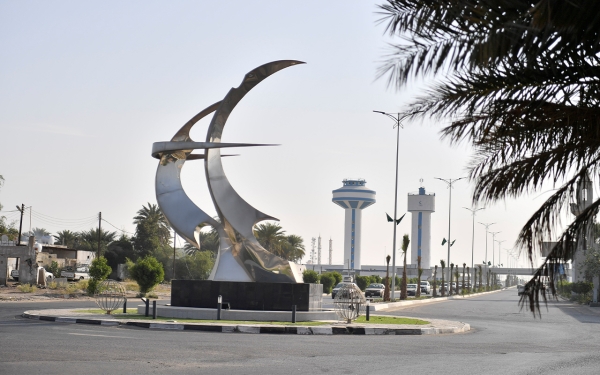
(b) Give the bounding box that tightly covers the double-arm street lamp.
[489,231,501,267]
[374,110,403,300]
[435,177,465,284]
[495,239,506,267]
[464,207,484,289]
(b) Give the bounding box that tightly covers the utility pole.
[489,231,501,268]
[495,239,506,267]
[435,177,465,284]
[328,238,332,265]
[97,212,102,259]
[373,110,404,301]
[16,204,24,245]
[464,207,484,290]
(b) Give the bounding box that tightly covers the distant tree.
[129,256,165,296]
[184,228,219,257]
[320,273,336,294]
[302,269,319,284]
[440,260,446,297]
[355,275,370,291]
[401,234,410,300]
[132,203,170,259]
[330,271,342,285]
[104,234,135,271]
[78,228,116,255]
[282,234,305,263]
[133,203,170,245]
[254,222,305,262]
[31,227,50,238]
[87,256,112,295]
[54,230,79,248]
[450,263,454,295]
[174,252,214,280]
[45,261,60,278]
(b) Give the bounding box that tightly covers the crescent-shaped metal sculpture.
[152,60,305,283]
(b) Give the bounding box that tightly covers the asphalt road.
[1,290,599,375]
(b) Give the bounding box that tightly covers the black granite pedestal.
[171,280,323,312]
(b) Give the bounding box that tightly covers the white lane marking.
[66,332,138,339]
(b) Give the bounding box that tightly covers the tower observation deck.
[332,179,376,270]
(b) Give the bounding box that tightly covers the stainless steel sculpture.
[152,60,304,283]
[94,280,126,314]
[333,284,366,323]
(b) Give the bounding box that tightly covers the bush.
[330,271,342,285]
[129,256,165,296]
[369,275,382,284]
[87,256,112,295]
[320,273,336,294]
[45,261,60,278]
[17,284,37,293]
[572,281,593,295]
[355,276,370,291]
[303,270,320,284]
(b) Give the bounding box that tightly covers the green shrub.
[330,272,342,285]
[87,256,112,295]
[355,276,370,291]
[45,261,60,278]
[129,256,165,296]
[302,270,319,284]
[369,275,382,284]
[320,273,335,294]
[572,282,593,295]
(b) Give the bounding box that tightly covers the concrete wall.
[0,238,37,285]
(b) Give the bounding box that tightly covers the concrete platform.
[137,304,337,321]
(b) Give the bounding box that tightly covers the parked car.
[420,281,431,294]
[365,283,386,298]
[10,269,19,281]
[407,284,417,296]
[61,265,90,281]
[332,282,359,299]
[11,267,54,283]
[517,284,525,296]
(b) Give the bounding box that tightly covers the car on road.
[332,282,359,299]
[10,269,19,281]
[407,284,417,296]
[517,284,525,296]
[61,265,90,281]
[420,281,431,294]
[365,283,386,298]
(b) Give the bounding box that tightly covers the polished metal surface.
[333,284,366,323]
[94,280,126,314]
[153,60,304,283]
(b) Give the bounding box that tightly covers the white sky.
[0,1,565,270]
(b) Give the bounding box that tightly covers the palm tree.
[478,265,483,292]
[466,266,470,293]
[384,255,391,301]
[282,234,305,263]
[378,1,600,314]
[78,228,116,255]
[462,263,466,295]
[449,263,454,295]
[401,234,410,300]
[54,230,78,248]
[440,259,446,297]
[455,268,461,295]
[253,222,286,256]
[432,265,438,297]
[134,203,171,246]
[32,227,50,238]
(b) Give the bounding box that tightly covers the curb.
[21,311,470,335]
[370,287,512,311]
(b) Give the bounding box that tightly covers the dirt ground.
[0,280,171,302]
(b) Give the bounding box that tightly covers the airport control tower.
[407,186,435,269]
[332,179,376,270]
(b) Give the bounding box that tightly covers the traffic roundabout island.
[21,308,471,336]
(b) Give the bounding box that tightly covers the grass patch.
[355,316,429,325]
[17,284,37,293]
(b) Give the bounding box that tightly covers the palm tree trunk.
[401,251,407,300]
[449,264,454,295]
[462,263,466,295]
[416,255,421,298]
[433,265,438,297]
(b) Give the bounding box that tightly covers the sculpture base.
[171,280,323,312]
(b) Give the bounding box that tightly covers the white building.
[332,179,376,270]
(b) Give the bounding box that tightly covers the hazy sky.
[0,1,561,269]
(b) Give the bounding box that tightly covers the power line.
[101,218,135,235]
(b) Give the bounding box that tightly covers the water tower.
[407,186,435,270]
[332,179,376,270]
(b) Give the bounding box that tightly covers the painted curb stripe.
[21,314,468,336]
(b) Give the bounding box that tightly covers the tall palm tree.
[473,267,477,292]
[282,234,305,263]
[455,268,461,295]
[384,255,391,301]
[462,263,466,294]
[32,227,50,238]
[78,228,116,254]
[440,259,446,297]
[432,265,438,297]
[466,266,470,293]
[134,203,170,246]
[54,230,78,248]
[253,222,286,256]
[401,234,410,300]
[378,0,600,314]
[478,265,483,292]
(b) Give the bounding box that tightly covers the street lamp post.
[435,177,465,284]
[489,231,501,268]
[374,110,403,300]
[464,207,484,290]
[495,239,505,267]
